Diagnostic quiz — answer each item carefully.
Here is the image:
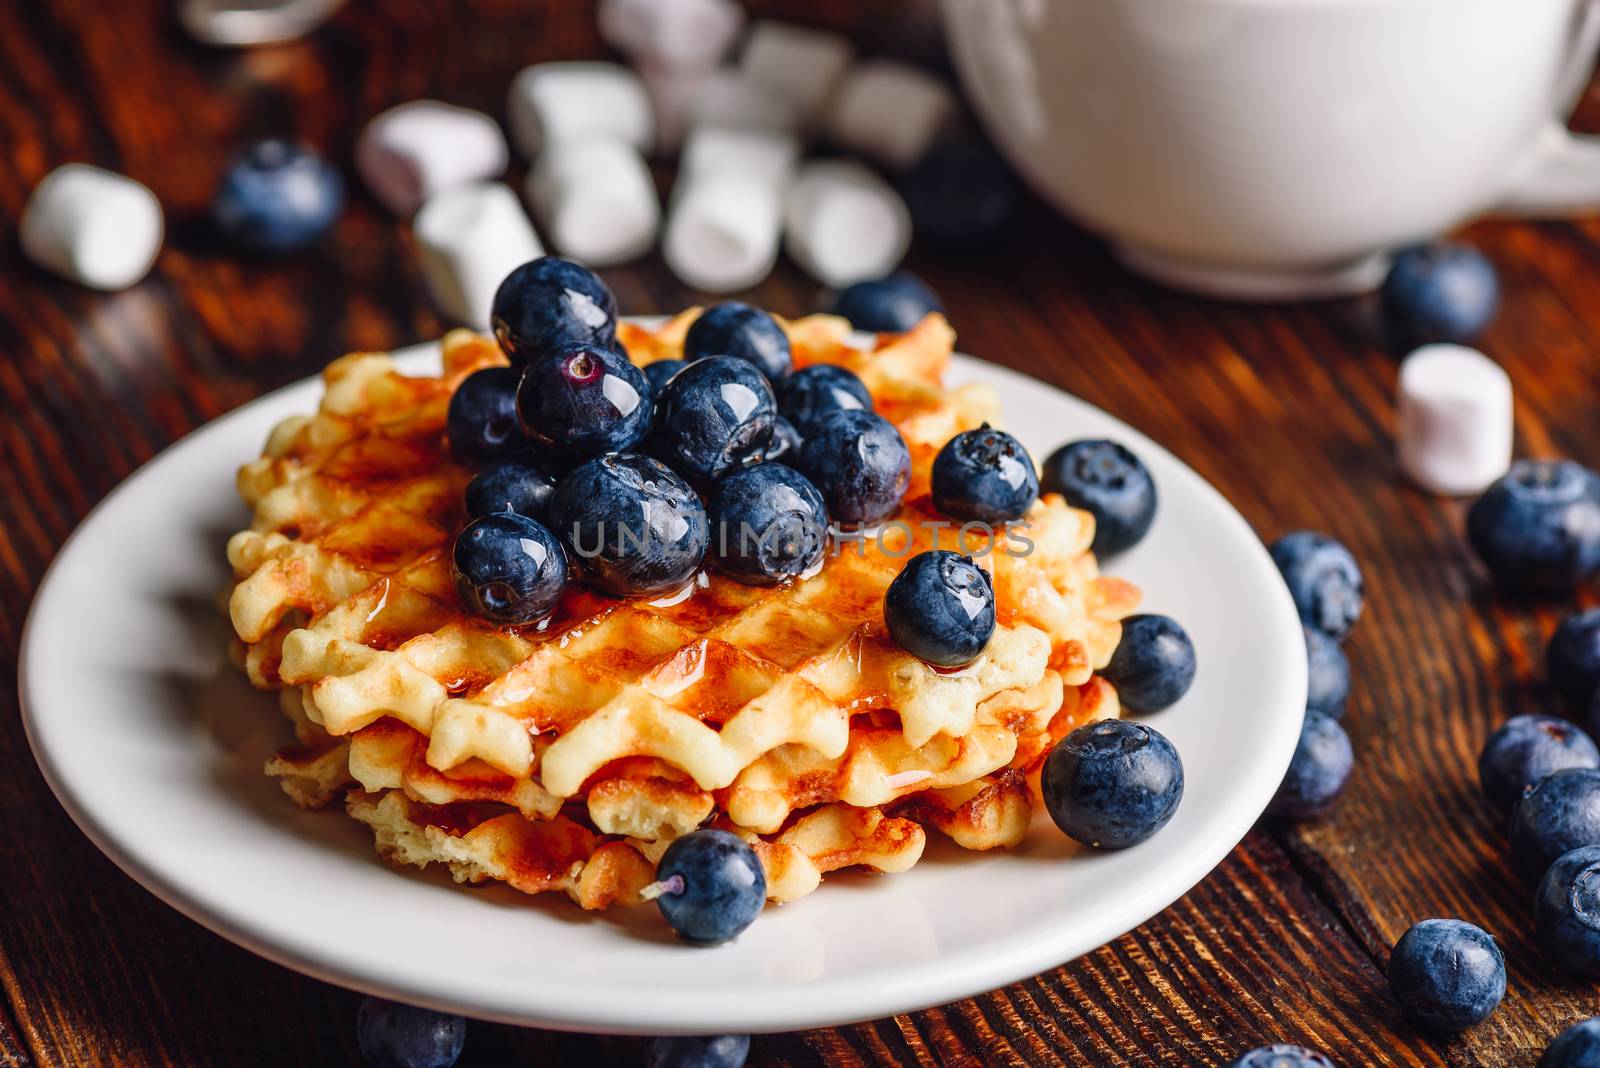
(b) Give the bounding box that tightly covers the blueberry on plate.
[1304,625,1350,719]
[1550,609,1600,713]
[650,355,777,482]
[646,1034,751,1068]
[515,343,652,464]
[1041,719,1184,849]
[1101,614,1196,713]
[1268,531,1364,641]
[1267,710,1353,820]
[446,366,523,465]
[777,364,872,435]
[883,550,996,668]
[1479,715,1600,814]
[763,415,803,463]
[795,409,911,527]
[1467,460,1600,594]
[684,301,792,382]
[1510,767,1600,878]
[1535,845,1600,975]
[490,256,618,367]
[1039,439,1156,556]
[451,513,568,625]
[1541,1017,1600,1067]
[642,358,686,396]
[829,271,944,334]
[355,997,466,1068]
[464,449,557,521]
[547,453,709,597]
[931,425,1039,523]
[650,829,766,945]
[900,137,1018,246]
[213,139,343,252]
[1225,1045,1337,1068]
[1381,242,1500,345]
[706,463,827,586]
[1388,918,1505,1032]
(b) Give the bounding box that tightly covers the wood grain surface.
[3,1,1599,1064]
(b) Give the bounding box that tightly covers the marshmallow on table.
[689,68,803,135]
[680,125,800,187]
[739,20,855,127]
[357,101,509,216]
[783,160,911,288]
[665,126,799,291]
[599,0,743,71]
[21,164,163,291]
[507,63,654,157]
[1397,344,1513,496]
[413,182,543,329]
[178,0,343,46]
[827,60,955,170]
[527,135,660,267]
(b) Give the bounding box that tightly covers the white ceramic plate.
[20,338,1305,1036]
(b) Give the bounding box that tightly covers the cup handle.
[1496,0,1600,215]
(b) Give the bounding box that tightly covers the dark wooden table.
[5,1,1600,1065]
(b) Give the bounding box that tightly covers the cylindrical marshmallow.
[356,101,509,216]
[1397,344,1513,496]
[21,164,163,291]
[738,20,855,126]
[507,63,654,158]
[527,136,660,267]
[413,182,544,329]
[689,69,802,136]
[178,0,343,46]
[664,173,784,293]
[826,60,955,171]
[782,160,911,288]
[599,0,743,71]
[679,126,799,188]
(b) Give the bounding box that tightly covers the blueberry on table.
[794,409,911,527]
[1510,768,1600,878]
[515,343,652,464]
[684,301,793,383]
[763,415,803,463]
[641,358,686,397]
[464,449,557,521]
[930,425,1039,523]
[1479,715,1600,814]
[213,139,343,252]
[1041,719,1184,849]
[646,1034,751,1068]
[1388,918,1504,1032]
[1268,531,1364,641]
[355,997,466,1068]
[1101,614,1196,713]
[451,513,568,625]
[1467,460,1600,594]
[547,453,709,597]
[883,550,996,668]
[1267,710,1353,820]
[1550,609,1600,714]
[1541,1017,1600,1067]
[900,137,1018,246]
[1303,625,1350,719]
[1039,439,1156,556]
[1225,1045,1337,1068]
[829,271,944,334]
[707,463,827,586]
[446,366,523,465]
[777,364,872,435]
[1535,845,1600,975]
[1381,242,1500,345]
[650,355,777,482]
[490,256,618,367]
[647,829,766,945]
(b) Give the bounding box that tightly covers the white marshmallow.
[356,101,509,216]
[664,173,785,293]
[178,0,343,46]
[680,125,800,187]
[21,165,163,291]
[782,160,911,288]
[827,60,954,170]
[739,21,855,126]
[599,0,743,71]
[689,68,803,135]
[507,63,654,157]
[413,182,543,329]
[1397,344,1513,496]
[527,136,660,267]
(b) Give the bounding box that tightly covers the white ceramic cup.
[943,0,1600,300]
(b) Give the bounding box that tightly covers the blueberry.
[930,425,1039,523]
[464,449,557,521]
[1511,768,1600,878]
[652,829,766,945]
[1387,918,1506,1032]
[650,356,777,482]
[706,463,827,586]
[1268,531,1364,641]
[1381,243,1500,345]
[776,364,872,436]
[1303,625,1350,719]
[1542,1017,1600,1067]
[829,272,944,334]
[355,997,465,1068]
[1550,609,1600,713]
[451,513,568,625]
[1536,845,1600,975]
[642,358,686,396]
[763,415,803,463]
[684,302,792,382]
[1267,710,1353,820]
[1479,715,1600,814]
[900,137,1018,246]
[1225,1045,1337,1068]
[515,343,652,465]
[490,256,618,367]
[446,367,523,465]
[646,1034,751,1068]
[883,550,996,667]
[547,453,709,597]
[1041,719,1184,849]
[1039,440,1156,556]
[795,409,911,527]
[1101,614,1196,712]
[212,139,343,251]
[1468,461,1600,594]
